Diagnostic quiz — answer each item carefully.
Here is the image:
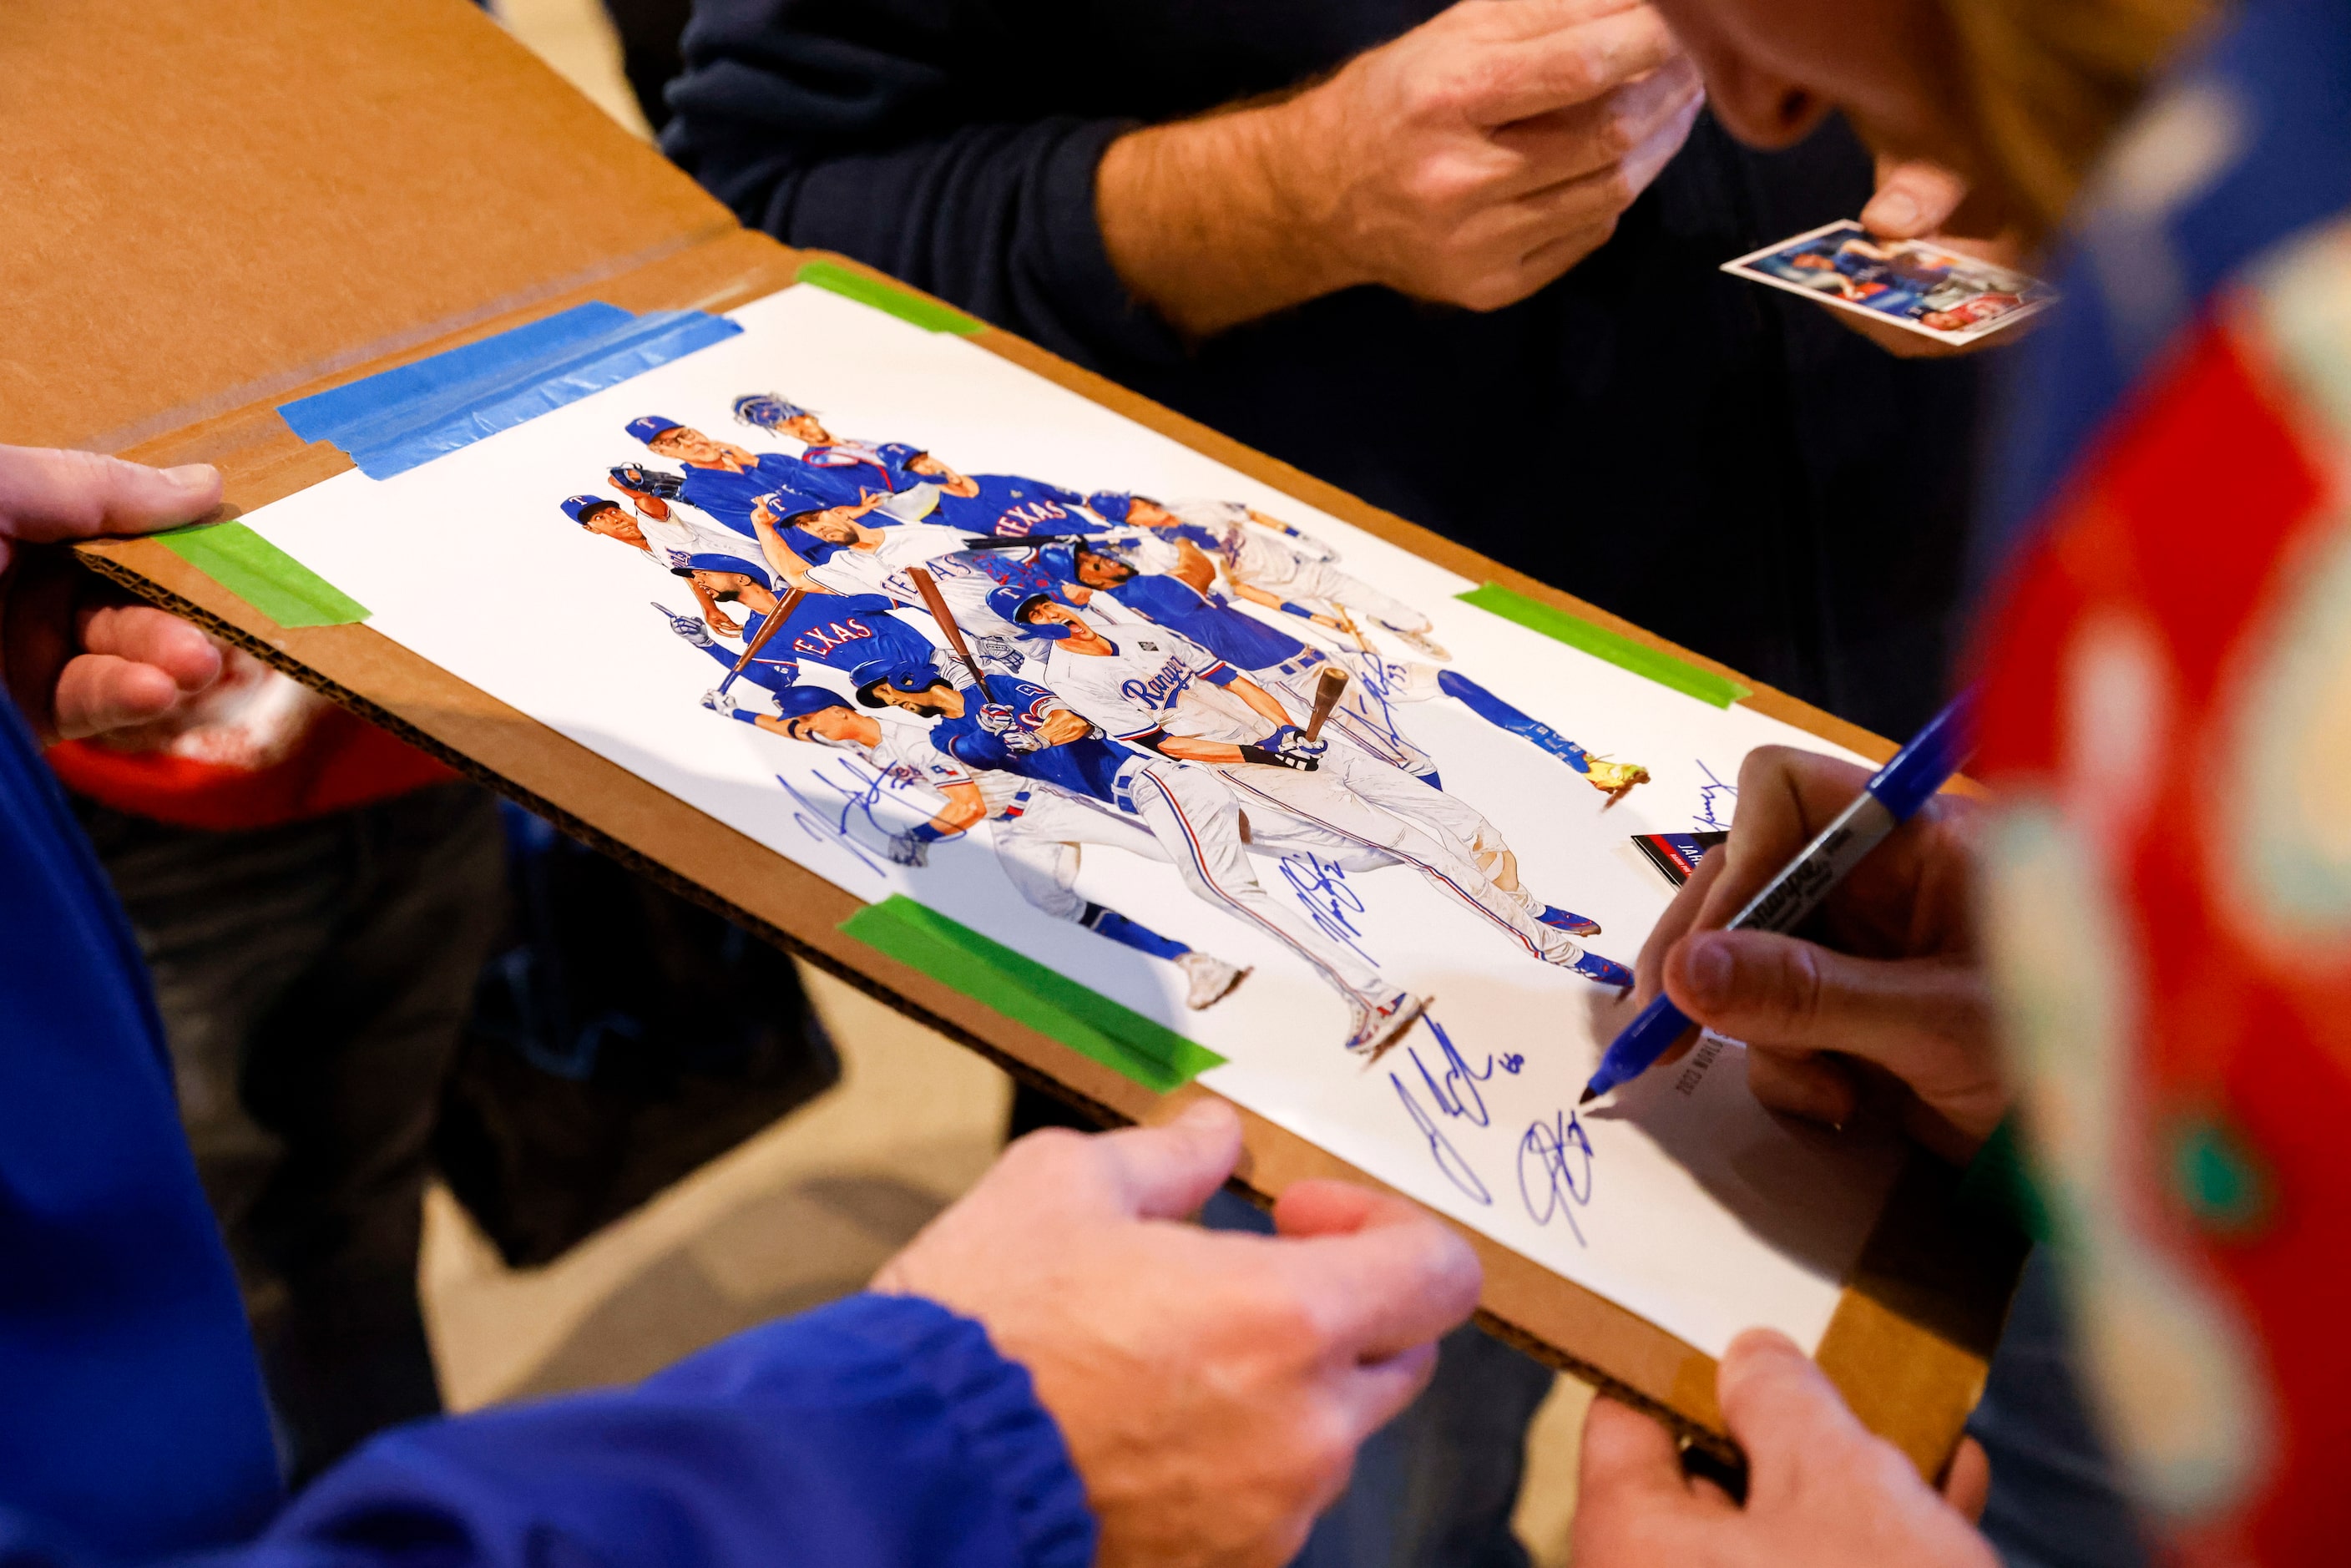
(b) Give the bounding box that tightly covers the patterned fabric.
[1969,1,2351,1557]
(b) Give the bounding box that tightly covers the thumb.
[1861,159,1968,239]
[1715,1329,1872,1497]
[1095,1097,1243,1220]
[0,448,222,545]
[1570,1396,1732,1559]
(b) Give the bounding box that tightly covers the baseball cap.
[851,658,948,708]
[770,685,854,721]
[626,415,682,445]
[986,584,1057,626]
[755,487,827,526]
[561,493,620,524]
[671,551,771,589]
[1034,543,1080,582]
[1084,492,1133,524]
[782,524,841,565]
[985,584,1075,640]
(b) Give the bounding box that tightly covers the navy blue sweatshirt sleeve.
[4,695,1090,1568]
[661,0,1182,368]
[246,1294,1093,1568]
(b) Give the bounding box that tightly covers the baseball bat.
[953,533,1096,551]
[1303,664,1348,741]
[906,566,991,700]
[715,587,805,697]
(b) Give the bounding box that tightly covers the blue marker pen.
[1578,690,1976,1105]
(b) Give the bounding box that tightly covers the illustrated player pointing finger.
[756,683,1249,1010]
[994,587,1634,988]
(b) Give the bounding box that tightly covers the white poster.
[246,285,1902,1358]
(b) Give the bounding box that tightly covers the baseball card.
[238,282,1912,1366]
[1722,219,2055,345]
[1632,830,1727,887]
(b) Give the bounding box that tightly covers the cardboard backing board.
[23,0,2024,1477]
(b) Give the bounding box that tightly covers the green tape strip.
[1456,583,1751,709]
[842,894,1226,1093]
[796,260,983,336]
[154,521,369,628]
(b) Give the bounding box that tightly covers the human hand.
[0,445,227,745]
[84,643,335,766]
[1633,745,2003,1161]
[1572,1328,1995,1566]
[1097,0,1702,336]
[874,1101,1480,1568]
[658,602,718,647]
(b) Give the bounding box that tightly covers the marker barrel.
[1581,992,1692,1102]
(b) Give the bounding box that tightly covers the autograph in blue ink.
[778,758,920,876]
[1518,1110,1596,1245]
[1278,852,1379,965]
[1403,1017,1491,1127]
[1386,1017,1498,1204]
[1348,655,1413,745]
[1499,1053,1525,1075]
[1693,759,1739,833]
[1389,1072,1493,1206]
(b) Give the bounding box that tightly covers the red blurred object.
[49,706,455,832]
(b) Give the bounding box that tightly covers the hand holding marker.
[1579,693,1976,1105]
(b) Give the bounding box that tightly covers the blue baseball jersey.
[702,594,933,693]
[932,475,1105,539]
[680,453,832,534]
[1107,574,1307,670]
[929,679,1139,802]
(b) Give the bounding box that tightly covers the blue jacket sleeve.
[661,0,1182,370]
[244,1295,1093,1568]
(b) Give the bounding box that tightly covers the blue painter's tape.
[278,302,743,480]
[280,303,635,447]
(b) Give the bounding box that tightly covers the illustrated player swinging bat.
[906,566,992,699]
[713,587,806,700]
